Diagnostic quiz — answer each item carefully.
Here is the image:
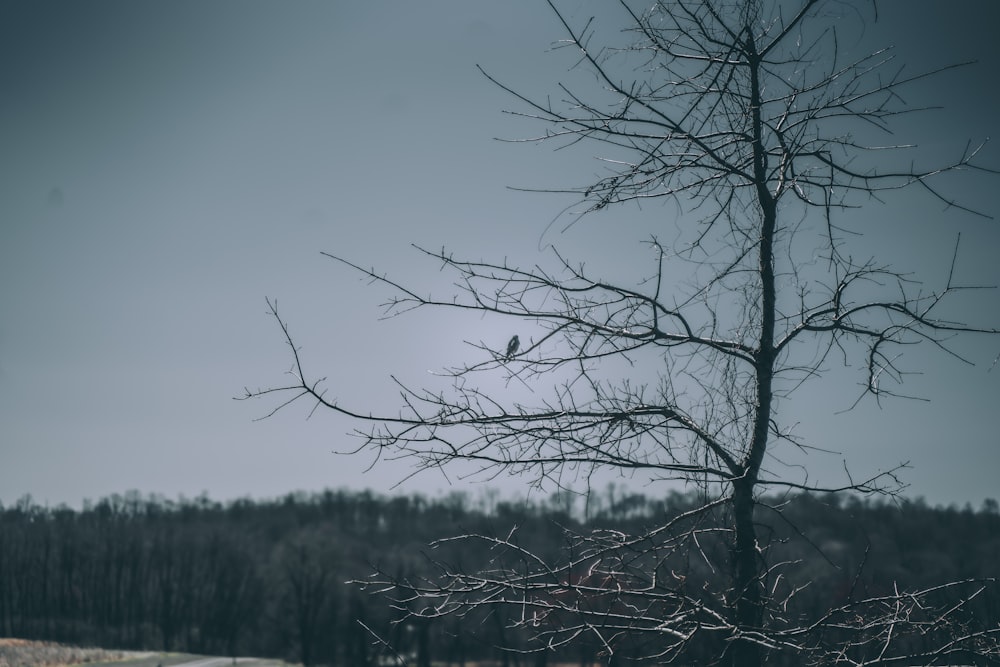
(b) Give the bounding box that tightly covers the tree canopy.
[247,1,999,665]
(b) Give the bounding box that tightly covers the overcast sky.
[2,1,998,510]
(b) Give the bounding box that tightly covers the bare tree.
[244,1,999,665]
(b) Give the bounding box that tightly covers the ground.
[0,639,291,667]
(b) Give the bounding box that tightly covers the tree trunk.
[729,478,763,667]
[728,29,775,667]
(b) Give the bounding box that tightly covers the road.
[86,654,294,667]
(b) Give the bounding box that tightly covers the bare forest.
[1,490,998,665]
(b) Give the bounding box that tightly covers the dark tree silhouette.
[245,1,999,665]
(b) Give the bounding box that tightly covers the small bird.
[505,335,520,359]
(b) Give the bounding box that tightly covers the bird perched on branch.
[505,335,520,360]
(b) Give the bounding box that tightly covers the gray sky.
[2,1,998,510]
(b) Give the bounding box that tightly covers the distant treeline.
[0,488,997,665]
